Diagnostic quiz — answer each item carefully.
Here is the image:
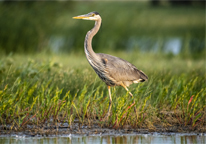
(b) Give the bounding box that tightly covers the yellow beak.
[73,14,97,21]
[73,16,89,19]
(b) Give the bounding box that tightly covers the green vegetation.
[0,53,205,132]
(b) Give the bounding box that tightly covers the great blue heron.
[73,11,148,118]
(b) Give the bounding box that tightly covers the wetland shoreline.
[1,120,205,137]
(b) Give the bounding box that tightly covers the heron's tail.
[133,70,148,83]
[139,70,148,82]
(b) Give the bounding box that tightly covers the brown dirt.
[0,119,205,136]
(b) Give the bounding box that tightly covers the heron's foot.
[132,100,137,113]
[101,111,111,121]
[127,89,136,112]
[100,101,112,121]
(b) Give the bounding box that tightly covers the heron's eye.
[92,14,95,16]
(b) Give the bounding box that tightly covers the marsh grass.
[0,52,205,133]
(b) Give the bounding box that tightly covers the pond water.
[0,133,205,144]
[49,36,204,55]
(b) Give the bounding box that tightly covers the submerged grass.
[0,52,205,133]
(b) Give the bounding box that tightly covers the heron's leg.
[120,83,133,97]
[120,83,136,112]
[103,86,112,120]
[107,86,112,115]
[108,86,112,102]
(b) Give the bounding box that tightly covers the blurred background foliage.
[0,0,205,58]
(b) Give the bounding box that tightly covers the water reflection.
[164,38,182,55]
[49,36,204,55]
[127,37,183,55]
[0,134,205,144]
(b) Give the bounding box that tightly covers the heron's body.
[91,53,148,87]
[73,12,148,119]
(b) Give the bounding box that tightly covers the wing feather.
[97,53,148,83]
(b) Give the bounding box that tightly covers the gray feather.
[97,53,148,86]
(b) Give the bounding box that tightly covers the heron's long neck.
[84,18,101,61]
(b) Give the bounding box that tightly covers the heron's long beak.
[73,14,97,21]
[73,15,89,20]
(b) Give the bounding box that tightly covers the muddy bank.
[0,120,205,137]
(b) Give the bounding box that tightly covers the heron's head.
[73,11,100,21]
